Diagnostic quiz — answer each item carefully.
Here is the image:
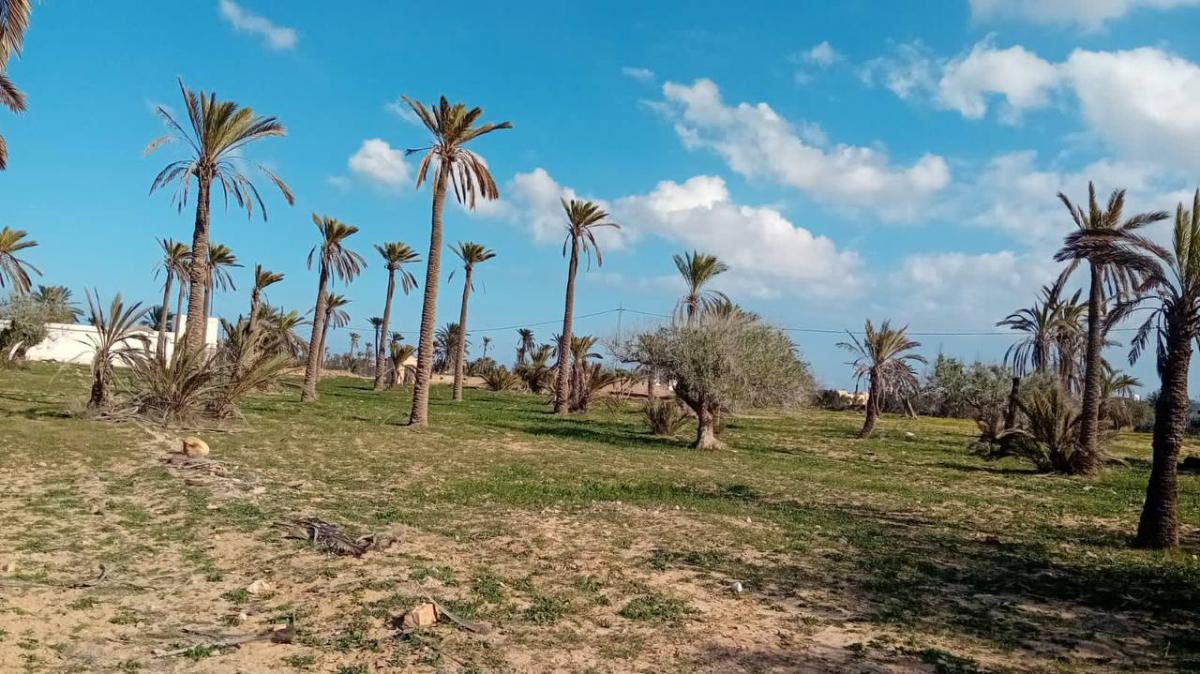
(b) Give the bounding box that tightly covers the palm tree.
[516,328,535,366]
[674,251,730,323]
[554,199,620,414]
[154,239,188,359]
[997,286,1062,376]
[0,226,38,292]
[390,331,403,345]
[248,265,283,343]
[0,0,31,170]
[142,305,169,329]
[84,290,150,409]
[399,95,511,426]
[368,316,384,370]
[449,241,496,401]
[1080,192,1199,548]
[301,215,365,401]
[203,243,240,318]
[567,334,602,412]
[260,306,307,359]
[31,284,79,322]
[838,320,926,438]
[371,241,420,391]
[434,322,466,374]
[1053,183,1168,473]
[349,332,361,360]
[146,79,293,355]
[482,336,492,358]
[316,293,351,378]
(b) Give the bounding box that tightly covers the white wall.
[0,317,219,366]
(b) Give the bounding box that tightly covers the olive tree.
[615,314,813,449]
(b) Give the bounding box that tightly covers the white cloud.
[217,0,298,51]
[859,42,938,100]
[326,175,352,192]
[799,41,839,67]
[347,139,410,190]
[657,78,950,221]
[616,175,863,298]
[621,66,656,83]
[385,97,424,126]
[889,250,1054,324]
[969,0,1200,30]
[1064,48,1200,171]
[936,41,1061,123]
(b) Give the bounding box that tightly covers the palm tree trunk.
[373,270,397,391]
[183,174,212,355]
[316,313,332,379]
[410,164,450,426]
[88,365,111,409]
[300,268,330,402]
[554,238,580,414]
[452,267,473,402]
[173,281,186,349]
[1075,265,1105,473]
[1134,321,1192,549]
[156,272,173,362]
[859,367,881,438]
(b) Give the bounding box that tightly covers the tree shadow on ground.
[651,497,1200,670]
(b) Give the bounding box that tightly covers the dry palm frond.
[277,518,379,557]
[480,365,522,391]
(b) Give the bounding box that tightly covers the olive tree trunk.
[373,269,397,391]
[694,400,722,450]
[1134,320,1193,549]
[452,266,473,401]
[300,267,330,402]
[553,237,580,414]
[409,163,450,427]
[1004,376,1021,431]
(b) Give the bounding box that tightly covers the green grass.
[0,362,1196,671]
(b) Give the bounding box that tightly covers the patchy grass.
[0,362,1196,672]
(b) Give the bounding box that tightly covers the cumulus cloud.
[889,250,1055,324]
[799,41,839,67]
[969,0,1200,30]
[482,168,862,300]
[866,41,1200,171]
[656,78,950,221]
[217,0,298,50]
[621,66,656,83]
[936,42,1061,122]
[348,139,409,190]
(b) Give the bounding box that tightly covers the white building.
[1,316,219,365]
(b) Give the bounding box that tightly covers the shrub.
[972,376,1102,473]
[0,294,51,359]
[480,365,522,391]
[643,399,690,436]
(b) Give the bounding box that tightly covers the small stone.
[251,486,267,495]
[245,579,272,595]
[400,602,439,629]
[731,581,744,594]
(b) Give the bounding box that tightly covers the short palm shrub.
[973,376,1102,472]
[480,365,522,392]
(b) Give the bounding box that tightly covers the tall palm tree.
[349,332,361,360]
[1053,183,1168,473]
[0,226,38,292]
[372,241,420,391]
[203,243,240,318]
[1076,192,1199,548]
[838,320,926,438]
[301,215,365,401]
[0,0,31,170]
[368,316,384,369]
[515,328,535,366]
[449,241,496,401]
[248,264,283,342]
[673,251,729,323]
[31,284,78,322]
[482,336,492,358]
[154,239,188,359]
[315,293,351,378]
[554,199,620,414]
[399,95,511,426]
[146,79,293,355]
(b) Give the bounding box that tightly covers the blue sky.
[3,0,1200,389]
